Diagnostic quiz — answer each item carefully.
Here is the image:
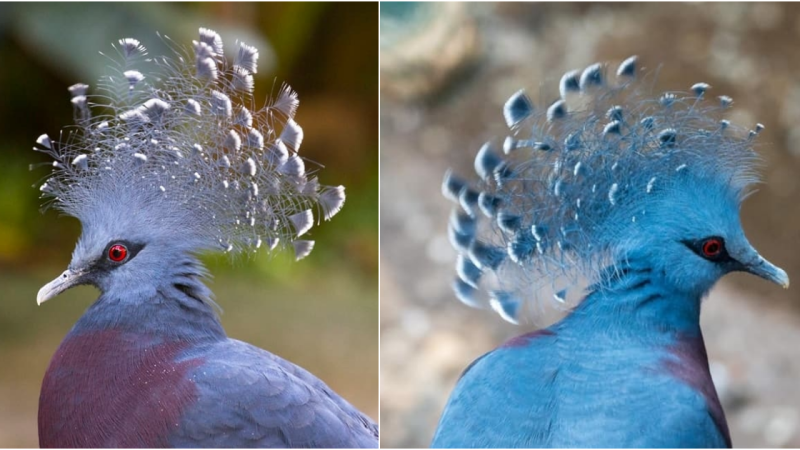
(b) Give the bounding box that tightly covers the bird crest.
[443,56,766,324]
[32,28,345,261]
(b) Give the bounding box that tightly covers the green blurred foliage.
[0,2,377,446]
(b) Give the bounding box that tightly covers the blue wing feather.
[171,339,378,448]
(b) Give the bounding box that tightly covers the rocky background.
[380,3,800,447]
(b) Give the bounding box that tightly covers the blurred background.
[0,3,377,446]
[381,3,800,448]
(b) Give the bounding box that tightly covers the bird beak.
[37,269,88,305]
[743,254,790,289]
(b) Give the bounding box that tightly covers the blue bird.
[434,56,789,448]
[33,28,377,447]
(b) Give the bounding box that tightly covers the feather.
[235,42,259,74]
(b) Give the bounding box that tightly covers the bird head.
[36,191,202,305]
[611,169,788,299]
[34,29,346,305]
[443,56,788,323]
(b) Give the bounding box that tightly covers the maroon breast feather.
[661,332,731,447]
[39,330,203,447]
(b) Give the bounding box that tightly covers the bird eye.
[702,238,723,259]
[108,244,128,262]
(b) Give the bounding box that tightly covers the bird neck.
[72,256,226,343]
[567,258,703,338]
[539,259,728,445]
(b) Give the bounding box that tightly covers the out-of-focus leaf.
[7,3,274,83]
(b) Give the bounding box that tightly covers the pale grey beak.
[745,255,790,289]
[37,269,87,305]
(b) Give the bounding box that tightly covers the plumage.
[435,56,789,448]
[40,294,377,448]
[33,28,375,448]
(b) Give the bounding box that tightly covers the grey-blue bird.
[434,56,789,448]
[33,28,377,447]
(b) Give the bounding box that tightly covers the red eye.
[702,239,722,258]
[108,244,128,262]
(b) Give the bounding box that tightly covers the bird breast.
[38,329,202,448]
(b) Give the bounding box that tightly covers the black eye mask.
[93,240,147,271]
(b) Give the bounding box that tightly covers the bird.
[32,28,378,448]
[434,56,789,448]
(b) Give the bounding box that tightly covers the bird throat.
[578,261,703,335]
